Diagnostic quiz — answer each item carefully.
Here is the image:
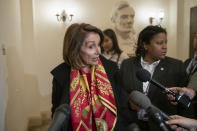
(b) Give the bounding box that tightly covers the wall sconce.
[149,11,164,26]
[149,17,155,25]
[56,10,74,23]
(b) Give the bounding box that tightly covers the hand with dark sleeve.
[51,78,62,117]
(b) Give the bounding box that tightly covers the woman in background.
[101,29,128,68]
[51,23,125,131]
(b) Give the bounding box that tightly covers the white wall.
[128,0,169,33]
[177,0,197,61]
[0,0,26,130]
[167,0,178,58]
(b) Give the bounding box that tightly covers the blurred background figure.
[187,71,197,93]
[185,33,197,80]
[111,1,137,57]
[183,33,197,119]
[101,28,129,68]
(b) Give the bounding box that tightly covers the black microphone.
[136,69,191,108]
[129,90,170,131]
[48,104,71,131]
[129,91,187,131]
[129,90,171,121]
[127,123,140,131]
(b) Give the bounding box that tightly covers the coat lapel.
[134,58,143,92]
[148,59,166,99]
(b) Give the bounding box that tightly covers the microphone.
[129,90,171,121]
[48,104,71,131]
[127,123,140,131]
[136,68,191,108]
[129,90,170,131]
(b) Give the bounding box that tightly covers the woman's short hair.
[102,28,122,54]
[63,23,104,69]
[135,25,167,58]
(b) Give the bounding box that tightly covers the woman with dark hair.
[51,23,125,131]
[119,25,194,131]
[101,28,128,68]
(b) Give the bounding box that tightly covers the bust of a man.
[111,1,137,56]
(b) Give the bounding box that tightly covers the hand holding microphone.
[129,91,188,131]
[167,87,196,101]
[136,69,191,108]
[166,115,197,131]
[129,90,172,121]
[129,90,170,131]
[48,104,71,131]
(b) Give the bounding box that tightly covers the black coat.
[119,56,194,131]
[51,55,126,131]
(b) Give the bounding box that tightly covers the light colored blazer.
[187,72,197,92]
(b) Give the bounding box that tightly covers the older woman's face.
[80,32,101,66]
[144,33,167,61]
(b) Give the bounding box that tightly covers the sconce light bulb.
[62,16,66,22]
[56,14,60,21]
[149,17,154,25]
[56,10,74,23]
[69,14,74,21]
[158,11,164,19]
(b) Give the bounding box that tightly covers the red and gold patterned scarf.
[69,58,117,131]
